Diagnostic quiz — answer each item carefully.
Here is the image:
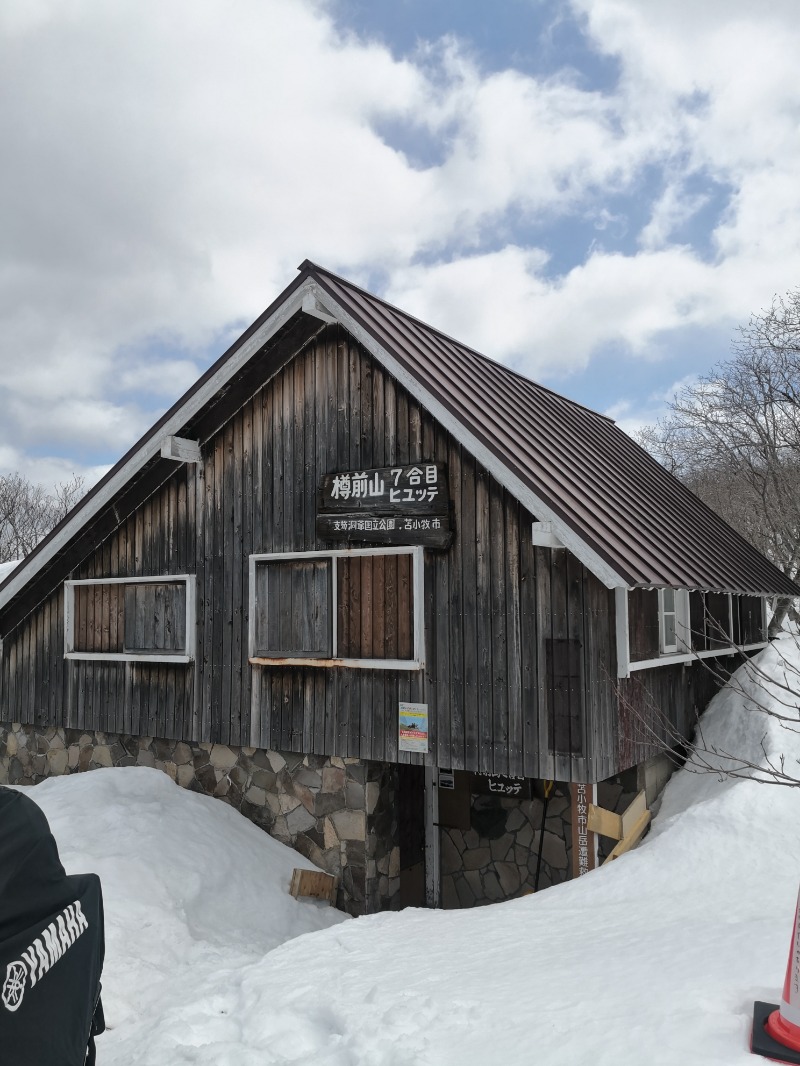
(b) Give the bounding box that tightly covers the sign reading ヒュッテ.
[471,774,531,799]
[317,463,452,548]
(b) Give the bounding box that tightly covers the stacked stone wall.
[0,721,400,916]
[440,785,572,908]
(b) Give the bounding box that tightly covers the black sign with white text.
[315,513,452,549]
[319,464,449,514]
[317,463,453,548]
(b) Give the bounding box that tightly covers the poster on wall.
[398,702,429,753]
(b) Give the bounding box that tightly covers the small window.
[249,547,423,669]
[659,588,678,654]
[690,590,738,650]
[705,592,732,649]
[64,577,195,662]
[253,558,332,658]
[735,595,767,646]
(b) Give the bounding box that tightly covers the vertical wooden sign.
[570,782,598,878]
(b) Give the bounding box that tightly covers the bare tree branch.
[0,472,85,563]
[637,289,800,634]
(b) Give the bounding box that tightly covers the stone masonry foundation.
[0,721,400,916]
[441,785,572,907]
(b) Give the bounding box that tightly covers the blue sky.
[1,0,799,486]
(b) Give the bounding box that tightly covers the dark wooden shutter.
[628,588,660,660]
[124,583,187,653]
[253,560,331,657]
[740,595,764,644]
[546,637,583,755]
[706,592,730,648]
[689,590,707,651]
[73,584,125,653]
[337,553,413,659]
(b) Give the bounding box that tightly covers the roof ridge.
[299,260,615,426]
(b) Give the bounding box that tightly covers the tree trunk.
[769,595,795,639]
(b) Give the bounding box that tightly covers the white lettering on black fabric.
[1,900,90,1012]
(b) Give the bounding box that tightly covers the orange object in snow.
[752,888,800,1063]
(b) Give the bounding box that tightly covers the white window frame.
[625,590,768,674]
[64,575,196,663]
[658,588,679,654]
[248,546,425,670]
[658,588,690,655]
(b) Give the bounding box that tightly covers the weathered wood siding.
[0,325,715,780]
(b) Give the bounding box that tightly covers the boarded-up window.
[689,590,707,651]
[689,591,733,650]
[546,637,583,755]
[249,549,421,667]
[706,592,731,648]
[66,578,193,660]
[732,595,765,646]
[123,583,187,653]
[72,583,125,654]
[336,554,413,660]
[253,559,332,658]
[628,588,660,661]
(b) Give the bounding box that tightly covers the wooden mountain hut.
[1,261,795,914]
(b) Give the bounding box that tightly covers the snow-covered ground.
[23,639,800,1065]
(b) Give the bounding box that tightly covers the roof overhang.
[9,265,779,621]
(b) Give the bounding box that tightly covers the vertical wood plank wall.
[0,325,708,780]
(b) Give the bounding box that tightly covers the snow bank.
[21,641,800,1064]
[23,767,347,1057]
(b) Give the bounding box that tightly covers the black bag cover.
[0,786,105,1065]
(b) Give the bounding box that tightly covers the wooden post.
[424,764,441,907]
[570,782,598,877]
[615,587,630,679]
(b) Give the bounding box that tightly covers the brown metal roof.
[304,261,798,596]
[1,259,796,617]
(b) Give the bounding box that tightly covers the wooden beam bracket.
[587,790,651,864]
[160,435,202,463]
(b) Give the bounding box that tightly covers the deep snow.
[21,639,800,1065]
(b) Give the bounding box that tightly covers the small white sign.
[399,702,429,753]
[438,769,455,790]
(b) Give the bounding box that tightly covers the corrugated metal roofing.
[1,259,796,612]
[304,261,798,596]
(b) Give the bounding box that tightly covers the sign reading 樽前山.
[320,464,448,513]
[317,463,452,548]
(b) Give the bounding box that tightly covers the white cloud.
[1,0,800,478]
[0,442,109,491]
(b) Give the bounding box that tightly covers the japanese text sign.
[319,464,449,515]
